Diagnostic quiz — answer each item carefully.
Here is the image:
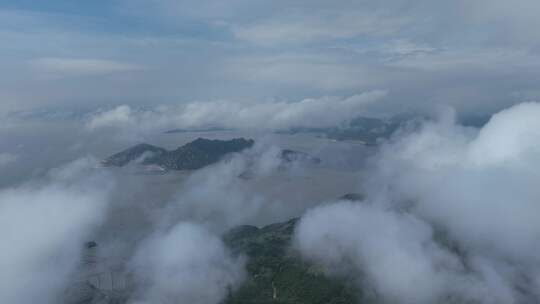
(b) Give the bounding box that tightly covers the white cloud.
[232,9,407,46]
[86,105,133,130]
[0,158,113,304]
[468,102,540,165]
[175,91,386,130]
[377,102,540,262]
[387,48,540,71]
[382,40,436,56]
[224,53,380,91]
[295,102,540,303]
[295,201,510,304]
[84,91,385,133]
[129,222,244,304]
[2,1,540,114]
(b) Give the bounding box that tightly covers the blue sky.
[1,0,540,116]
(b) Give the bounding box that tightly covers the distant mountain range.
[278,114,493,145]
[323,116,401,144]
[102,138,319,171]
[277,116,402,145]
[164,127,232,134]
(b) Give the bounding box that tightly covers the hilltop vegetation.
[102,138,255,170]
[223,219,360,304]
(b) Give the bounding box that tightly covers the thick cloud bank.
[295,102,540,303]
[86,90,385,133]
[129,223,244,304]
[0,158,113,304]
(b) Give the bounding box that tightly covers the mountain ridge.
[102,138,320,172]
[102,138,255,170]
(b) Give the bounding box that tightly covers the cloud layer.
[85,90,385,133]
[32,58,143,76]
[295,102,540,303]
[129,223,244,304]
[0,158,113,304]
[3,1,540,114]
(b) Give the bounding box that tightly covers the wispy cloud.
[86,105,132,130]
[0,153,18,167]
[231,9,407,46]
[31,58,143,76]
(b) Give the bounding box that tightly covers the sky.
[1,0,540,116]
[2,3,540,302]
